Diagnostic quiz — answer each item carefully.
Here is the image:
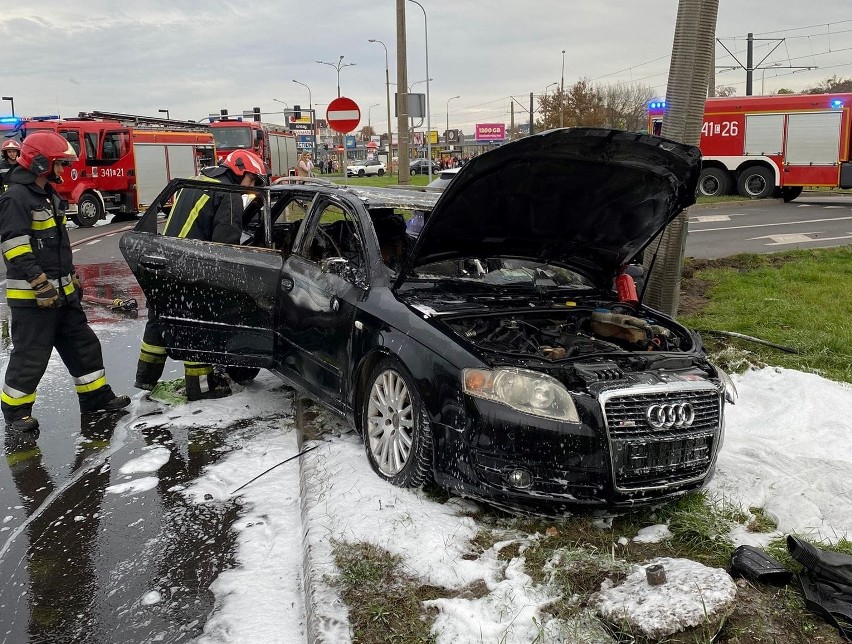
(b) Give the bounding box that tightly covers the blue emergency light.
[0,116,22,125]
[648,101,667,110]
[830,98,844,109]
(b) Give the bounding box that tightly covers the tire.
[76,193,104,227]
[358,169,365,177]
[225,366,260,384]
[377,169,385,176]
[410,168,416,176]
[698,168,731,197]
[362,357,432,488]
[737,166,775,199]
[782,186,804,202]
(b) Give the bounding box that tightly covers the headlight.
[462,367,580,422]
[714,365,738,404]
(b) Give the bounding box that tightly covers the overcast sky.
[2,1,851,135]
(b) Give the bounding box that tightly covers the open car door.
[119,179,280,368]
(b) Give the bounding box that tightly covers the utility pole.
[643,0,718,316]
[510,101,515,140]
[396,0,410,183]
[529,92,534,136]
[716,32,817,96]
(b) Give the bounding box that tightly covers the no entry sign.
[326,97,360,134]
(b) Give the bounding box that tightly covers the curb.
[295,396,351,644]
[691,198,783,210]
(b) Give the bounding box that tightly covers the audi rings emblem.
[646,402,695,429]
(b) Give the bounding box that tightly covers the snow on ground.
[149,366,852,643]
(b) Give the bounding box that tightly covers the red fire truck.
[648,93,852,201]
[22,112,216,226]
[209,112,298,181]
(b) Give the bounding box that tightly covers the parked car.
[120,128,735,511]
[346,159,386,177]
[409,158,437,175]
[426,167,460,190]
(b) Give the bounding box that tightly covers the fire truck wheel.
[782,186,804,202]
[698,168,731,197]
[737,166,774,199]
[76,194,104,227]
[225,366,260,384]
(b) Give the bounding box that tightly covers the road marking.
[692,214,732,222]
[823,205,845,209]
[690,215,852,233]
[85,239,102,246]
[750,232,852,246]
[72,248,81,253]
[797,204,813,207]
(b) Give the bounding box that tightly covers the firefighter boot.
[5,416,40,432]
[185,372,231,402]
[81,393,131,414]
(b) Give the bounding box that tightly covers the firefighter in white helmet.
[0,139,22,192]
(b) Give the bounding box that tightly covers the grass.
[678,247,852,383]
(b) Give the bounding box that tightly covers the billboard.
[475,123,506,141]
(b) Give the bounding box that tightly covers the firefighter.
[0,132,130,432]
[134,150,267,401]
[0,139,21,192]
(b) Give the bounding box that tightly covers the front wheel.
[358,169,365,177]
[377,169,385,176]
[782,186,804,202]
[362,357,432,488]
[76,193,104,227]
[737,166,775,199]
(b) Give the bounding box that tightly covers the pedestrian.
[134,149,268,401]
[0,139,21,192]
[0,132,130,432]
[326,157,333,175]
[297,152,314,177]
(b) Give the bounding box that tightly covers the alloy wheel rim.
[367,369,414,476]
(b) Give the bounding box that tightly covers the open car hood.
[399,128,701,287]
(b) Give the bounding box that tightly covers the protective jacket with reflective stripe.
[0,166,80,308]
[162,167,244,243]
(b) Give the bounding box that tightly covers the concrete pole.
[643,0,719,316]
[396,0,410,183]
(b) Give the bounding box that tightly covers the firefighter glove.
[30,273,59,308]
[71,271,83,296]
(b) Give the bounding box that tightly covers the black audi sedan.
[120,128,736,511]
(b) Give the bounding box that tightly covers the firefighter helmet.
[1,139,21,160]
[221,150,267,184]
[18,132,78,177]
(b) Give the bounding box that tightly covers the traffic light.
[323,143,329,151]
[294,104,301,119]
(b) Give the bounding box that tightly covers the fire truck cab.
[209,114,298,181]
[23,112,216,227]
[649,93,852,201]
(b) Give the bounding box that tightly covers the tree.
[358,125,376,142]
[804,75,852,94]
[535,79,653,132]
[715,85,736,97]
[775,88,796,95]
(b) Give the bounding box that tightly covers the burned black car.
[120,128,736,510]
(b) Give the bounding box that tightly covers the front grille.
[602,387,721,491]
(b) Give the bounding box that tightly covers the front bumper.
[432,381,723,510]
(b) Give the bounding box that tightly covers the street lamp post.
[544,83,557,125]
[368,38,394,173]
[158,109,170,120]
[316,56,356,98]
[560,49,566,128]
[446,95,459,146]
[2,96,14,117]
[293,79,314,152]
[408,0,433,180]
[368,103,381,132]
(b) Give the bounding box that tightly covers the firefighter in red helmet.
[0,132,130,432]
[0,139,22,192]
[134,149,268,401]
